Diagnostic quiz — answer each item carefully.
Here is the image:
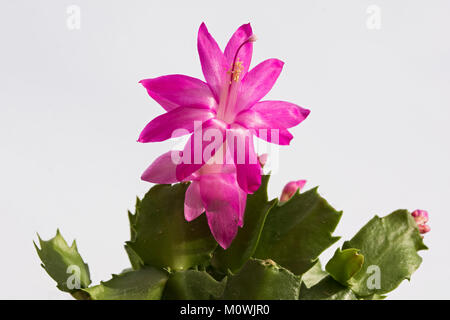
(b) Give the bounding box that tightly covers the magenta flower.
[138,23,310,248]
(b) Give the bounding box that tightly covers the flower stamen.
[227,59,244,83]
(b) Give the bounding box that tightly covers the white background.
[1,0,449,299]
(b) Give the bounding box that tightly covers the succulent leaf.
[299,276,358,300]
[82,268,168,300]
[126,183,217,271]
[301,260,328,288]
[34,230,91,293]
[222,258,301,300]
[163,270,226,300]
[341,210,427,297]
[254,187,342,275]
[325,248,364,286]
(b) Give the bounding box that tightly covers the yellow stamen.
[227,59,244,83]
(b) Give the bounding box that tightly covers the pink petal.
[234,101,310,145]
[199,173,241,249]
[139,75,217,112]
[138,106,215,143]
[176,118,227,181]
[197,23,228,101]
[184,181,205,221]
[141,151,181,184]
[234,59,284,114]
[224,23,253,80]
[245,101,310,128]
[226,125,262,193]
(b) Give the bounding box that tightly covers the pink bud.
[258,154,268,168]
[411,209,429,225]
[418,224,431,234]
[411,209,430,235]
[280,180,306,203]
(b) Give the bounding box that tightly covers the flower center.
[216,35,256,124]
[228,59,244,82]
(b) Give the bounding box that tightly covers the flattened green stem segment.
[299,276,358,300]
[212,175,277,274]
[325,248,364,286]
[126,183,217,271]
[222,258,301,300]
[301,260,328,288]
[163,270,226,300]
[341,210,427,297]
[254,187,342,275]
[82,268,168,300]
[34,230,91,292]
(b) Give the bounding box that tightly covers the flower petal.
[138,106,215,143]
[234,101,310,145]
[139,75,217,112]
[141,151,182,184]
[226,125,262,193]
[224,23,253,80]
[199,173,241,249]
[235,59,284,114]
[248,101,310,128]
[197,23,228,101]
[184,181,205,222]
[176,118,227,181]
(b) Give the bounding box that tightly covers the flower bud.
[418,224,431,234]
[258,154,268,168]
[280,180,306,203]
[411,209,428,225]
[411,209,430,235]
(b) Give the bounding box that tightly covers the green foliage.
[325,248,364,286]
[341,210,427,297]
[83,268,168,300]
[254,187,342,275]
[222,258,301,300]
[163,270,226,300]
[126,183,217,271]
[35,178,428,300]
[301,261,328,288]
[299,276,358,300]
[34,230,91,292]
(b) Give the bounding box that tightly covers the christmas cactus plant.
[35,23,430,300]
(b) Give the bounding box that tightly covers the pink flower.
[280,180,307,203]
[138,23,310,248]
[411,209,431,235]
[138,22,310,194]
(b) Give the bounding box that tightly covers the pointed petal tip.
[140,171,152,183]
[218,241,231,250]
[302,108,311,118]
[282,132,294,145]
[269,58,284,68]
[239,22,253,33]
[199,22,208,32]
